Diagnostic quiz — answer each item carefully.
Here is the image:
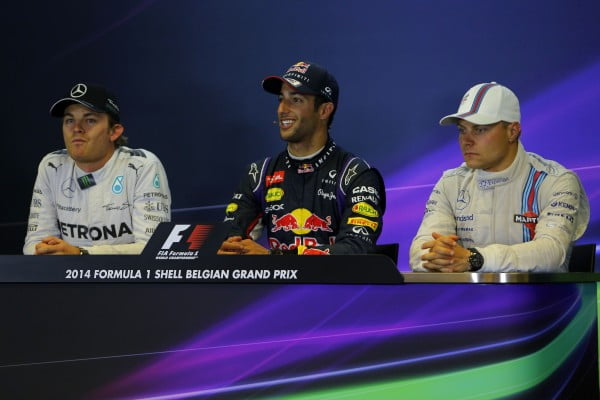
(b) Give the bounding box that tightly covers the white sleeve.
[409,177,457,271]
[23,161,60,255]
[479,173,588,272]
[86,155,171,255]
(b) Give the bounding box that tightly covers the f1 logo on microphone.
[161,224,212,250]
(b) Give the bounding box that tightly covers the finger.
[431,232,460,246]
[422,248,453,261]
[35,246,53,255]
[421,253,453,266]
[431,244,454,257]
[421,240,436,250]
[440,238,458,248]
[217,249,238,255]
[423,262,443,272]
[224,240,243,250]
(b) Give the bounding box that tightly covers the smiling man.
[409,82,589,272]
[218,61,385,255]
[23,83,171,255]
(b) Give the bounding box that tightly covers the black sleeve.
[223,158,270,240]
[308,159,386,255]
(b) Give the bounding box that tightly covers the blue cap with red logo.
[262,61,339,106]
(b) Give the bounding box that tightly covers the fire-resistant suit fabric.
[410,142,589,272]
[224,140,385,255]
[24,146,171,255]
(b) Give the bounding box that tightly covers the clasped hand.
[420,232,470,272]
[34,236,80,255]
[217,236,270,255]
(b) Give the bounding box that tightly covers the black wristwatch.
[78,247,89,255]
[467,248,484,271]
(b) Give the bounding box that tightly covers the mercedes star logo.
[61,178,77,198]
[456,189,470,210]
[70,83,87,98]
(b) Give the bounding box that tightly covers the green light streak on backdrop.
[263,284,595,400]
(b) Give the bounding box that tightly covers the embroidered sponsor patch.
[266,188,284,202]
[347,217,378,231]
[352,202,379,218]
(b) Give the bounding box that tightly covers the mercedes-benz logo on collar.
[70,83,87,98]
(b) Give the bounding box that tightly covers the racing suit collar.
[285,139,337,172]
[476,142,526,190]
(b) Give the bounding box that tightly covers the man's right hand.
[34,236,80,255]
[217,236,244,255]
[217,236,270,255]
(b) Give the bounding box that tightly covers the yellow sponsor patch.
[225,203,238,214]
[347,217,378,231]
[352,202,379,218]
[266,188,284,202]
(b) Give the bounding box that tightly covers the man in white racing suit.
[23,83,171,255]
[410,82,589,272]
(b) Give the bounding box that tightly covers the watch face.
[468,249,484,271]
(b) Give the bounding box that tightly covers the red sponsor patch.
[266,171,285,187]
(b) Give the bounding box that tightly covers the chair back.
[568,244,596,272]
[374,243,399,265]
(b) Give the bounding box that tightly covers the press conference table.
[0,254,597,399]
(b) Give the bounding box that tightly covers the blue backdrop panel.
[2,1,599,264]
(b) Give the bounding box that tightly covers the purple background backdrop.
[2,1,599,268]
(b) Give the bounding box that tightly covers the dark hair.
[314,96,336,129]
[108,116,128,147]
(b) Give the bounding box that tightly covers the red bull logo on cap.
[287,62,310,74]
[271,208,333,235]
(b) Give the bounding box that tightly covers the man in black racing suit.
[218,61,385,255]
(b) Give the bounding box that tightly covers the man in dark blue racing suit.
[218,61,385,255]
